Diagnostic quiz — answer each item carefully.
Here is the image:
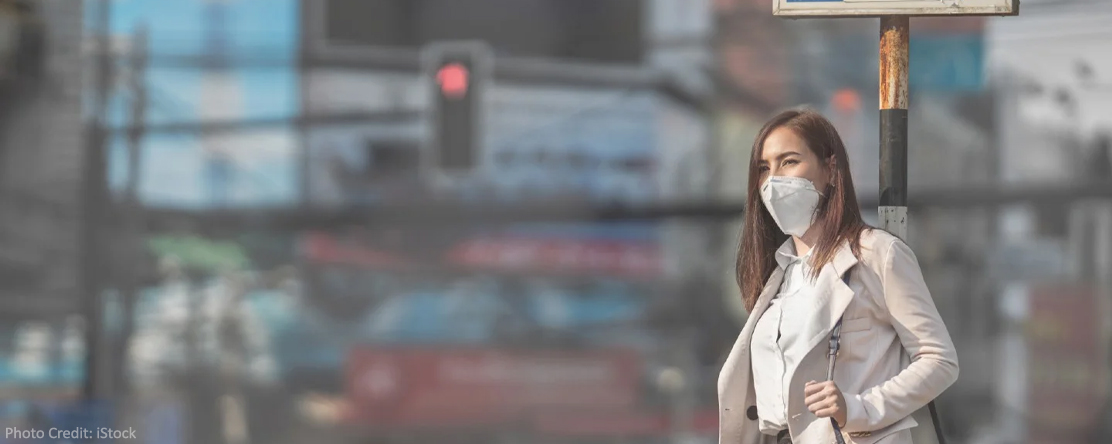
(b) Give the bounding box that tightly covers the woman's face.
[758,127,831,190]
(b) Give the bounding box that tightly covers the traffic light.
[423,42,491,176]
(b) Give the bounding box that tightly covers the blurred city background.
[0,0,1108,443]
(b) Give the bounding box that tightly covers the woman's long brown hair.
[736,108,869,312]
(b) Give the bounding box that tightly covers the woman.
[717,109,959,444]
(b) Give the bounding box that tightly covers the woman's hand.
[804,380,848,427]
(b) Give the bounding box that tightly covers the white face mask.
[760,176,823,237]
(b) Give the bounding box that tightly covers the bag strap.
[928,401,947,444]
[827,269,947,444]
[827,271,850,444]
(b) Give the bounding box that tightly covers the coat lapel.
[785,240,860,441]
[794,240,860,359]
[719,266,785,396]
[717,266,786,444]
[719,240,860,444]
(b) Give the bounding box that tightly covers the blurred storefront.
[1024,284,1107,444]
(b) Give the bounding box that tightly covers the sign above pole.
[774,0,1018,18]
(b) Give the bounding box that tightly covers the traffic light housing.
[423,42,491,176]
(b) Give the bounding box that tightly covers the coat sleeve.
[841,238,960,432]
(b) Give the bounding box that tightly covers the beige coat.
[718,229,959,444]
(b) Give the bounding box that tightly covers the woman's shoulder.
[855,227,907,266]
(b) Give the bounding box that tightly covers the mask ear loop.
[814,180,835,214]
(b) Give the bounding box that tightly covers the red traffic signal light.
[437,63,470,99]
[423,42,490,175]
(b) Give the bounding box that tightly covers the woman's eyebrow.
[760,151,801,164]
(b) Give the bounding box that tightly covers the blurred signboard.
[305,0,645,65]
[824,33,986,93]
[987,239,1070,282]
[301,231,663,279]
[444,237,663,277]
[146,235,253,272]
[774,0,1018,18]
[344,348,641,427]
[1025,284,1106,443]
[304,81,659,206]
[910,34,984,92]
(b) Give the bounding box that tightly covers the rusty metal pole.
[879,16,946,444]
[879,16,909,241]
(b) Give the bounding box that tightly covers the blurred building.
[0,0,81,318]
[0,0,85,395]
[985,1,1112,442]
[301,0,711,207]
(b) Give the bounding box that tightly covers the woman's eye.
[782,159,798,166]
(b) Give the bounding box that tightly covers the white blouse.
[749,240,822,435]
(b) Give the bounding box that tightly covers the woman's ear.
[823,155,838,189]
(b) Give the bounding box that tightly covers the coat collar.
[795,239,859,350]
[740,238,859,354]
[774,238,858,277]
[721,239,859,371]
[828,238,859,282]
